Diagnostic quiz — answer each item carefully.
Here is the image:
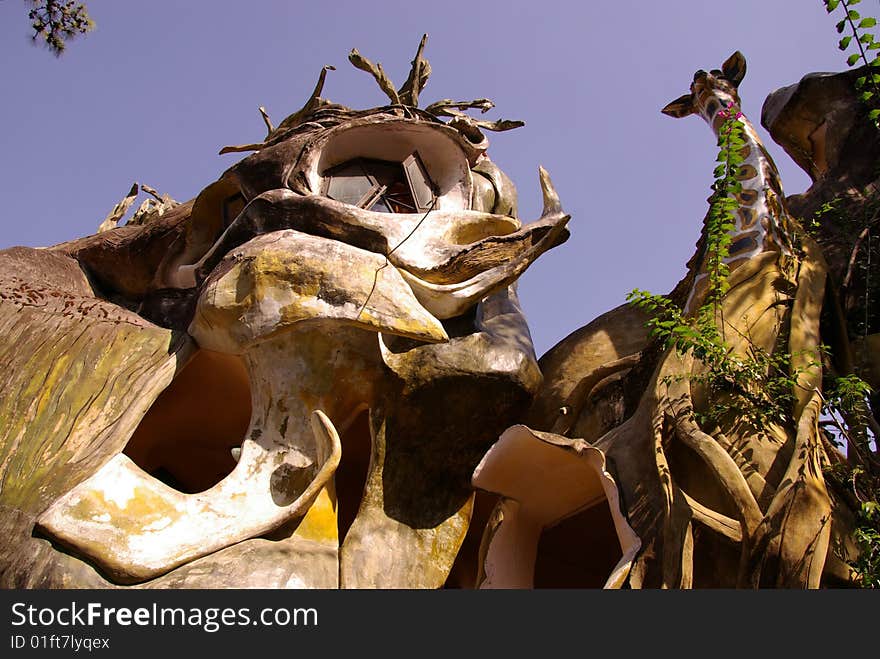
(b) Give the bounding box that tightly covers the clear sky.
[0,0,859,356]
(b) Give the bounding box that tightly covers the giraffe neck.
[684,108,794,314]
[714,111,792,260]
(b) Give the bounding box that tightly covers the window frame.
[321,152,436,214]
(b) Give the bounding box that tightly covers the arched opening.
[306,119,473,212]
[123,349,251,493]
[533,500,623,588]
[472,426,639,589]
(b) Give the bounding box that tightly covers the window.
[323,153,436,213]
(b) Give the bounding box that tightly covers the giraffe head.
[661,51,747,126]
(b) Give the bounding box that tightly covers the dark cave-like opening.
[533,501,622,588]
[123,349,251,494]
[336,409,372,543]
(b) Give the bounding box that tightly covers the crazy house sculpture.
[0,41,872,589]
[0,36,569,588]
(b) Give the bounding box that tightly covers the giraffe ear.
[661,94,695,118]
[721,51,747,87]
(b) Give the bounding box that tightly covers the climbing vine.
[825,0,880,127]
[821,0,880,588]
[822,364,880,589]
[851,500,880,587]
[628,107,803,432]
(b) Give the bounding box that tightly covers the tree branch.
[680,489,743,543]
[664,352,763,538]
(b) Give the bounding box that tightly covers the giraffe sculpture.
[660,51,795,313]
[648,51,839,588]
[474,52,849,588]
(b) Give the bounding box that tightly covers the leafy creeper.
[628,109,800,432]
[825,0,880,126]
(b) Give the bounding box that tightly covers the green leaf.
[861,90,874,101]
[849,10,861,21]
[869,108,880,120]
[851,0,863,6]
[841,35,853,49]
[825,0,839,10]
[860,33,875,43]
[859,17,877,28]
[837,19,847,33]
[849,52,862,66]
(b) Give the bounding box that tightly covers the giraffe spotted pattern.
[662,52,795,313]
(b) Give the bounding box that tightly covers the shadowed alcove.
[123,349,252,493]
[533,501,623,588]
[336,409,373,543]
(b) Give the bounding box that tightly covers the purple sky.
[0,1,857,356]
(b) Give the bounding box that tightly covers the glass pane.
[369,198,391,213]
[402,153,436,211]
[326,173,375,206]
[323,157,431,214]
